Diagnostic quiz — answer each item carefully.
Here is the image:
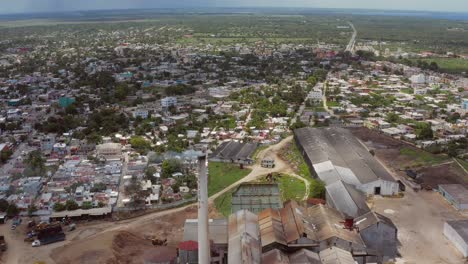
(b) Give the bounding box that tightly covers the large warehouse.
[294,127,399,196]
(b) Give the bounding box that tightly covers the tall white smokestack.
[197,153,210,264]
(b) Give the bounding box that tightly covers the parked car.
[32,240,41,247]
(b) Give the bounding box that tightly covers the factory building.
[294,127,399,197]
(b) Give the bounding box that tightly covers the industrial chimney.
[197,153,210,264]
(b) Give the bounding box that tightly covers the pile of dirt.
[109,231,156,264]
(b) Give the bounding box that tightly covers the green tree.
[27,205,38,216]
[130,136,151,154]
[6,203,19,217]
[385,112,400,124]
[0,199,9,212]
[309,180,326,199]
[415,122,434,140]
[81,201,93,210]
[65,200,79,211]
[24,150,46,176]
[161,159,183,178]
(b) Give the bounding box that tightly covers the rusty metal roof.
[306,204,364,246]
[228,210,261,264]
[258,208,287,248]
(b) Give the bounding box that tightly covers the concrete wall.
[360,180,399,196]
[439,186,468,210]
[360,222,398,263]
[444,222,468,257]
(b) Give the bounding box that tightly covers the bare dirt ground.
[1,137,296,264]
[351,127,468,189]
[372,190,466,264]
[352,128,468,263]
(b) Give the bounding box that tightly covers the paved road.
[345,21,357,53]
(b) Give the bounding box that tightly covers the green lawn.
[456,158,468,172]
[409,58,468,74]
[284,143,312,179]
[214,189,234,217]
[326,101,340,107]
[400,147,449,167]
[208,162,251,196]
[277,175,306,201]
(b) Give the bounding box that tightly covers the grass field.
[214,189,234,217]
[400,147,449,167]
[276,175,306,201]
[326,101,340,107]
[409,58,468,74]
[208,162,251,196]
[456,158,468,172]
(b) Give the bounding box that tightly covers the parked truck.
[31,222,66,247]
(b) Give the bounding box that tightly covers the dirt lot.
[351,127,468,189]
[50,206,201,264]
[351,128,468,263]
[372,190,466,264]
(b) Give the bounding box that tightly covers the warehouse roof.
[294,127,395,185]
[439,184,468,205]
[320,247,356,264]
[50,206,112,218]
[446,220,468,243]
[355,211,397,231]
[232,183,282,214]
[325,180,371,218]
[228,210,262,264]
[183,218,228,244]
[210,141,257,161]
[262,248,321,264]
[306,204,364,246]
[258,202,363,248]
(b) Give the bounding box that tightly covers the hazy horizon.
[1,0,468,15]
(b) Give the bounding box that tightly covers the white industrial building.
[294,127,399,197]
[444,220,468,257]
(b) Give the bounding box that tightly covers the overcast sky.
[1,0,467,14]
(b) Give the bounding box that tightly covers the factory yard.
[372,190,465,264]
[352,127,468,263]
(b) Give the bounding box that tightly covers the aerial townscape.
[0,1,467,264]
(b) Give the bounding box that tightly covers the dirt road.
[209,135,309,201]
[2,136,307,264]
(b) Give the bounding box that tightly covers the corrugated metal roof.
[440,184,468,204]
[306,204,364,246]
[210,141,258,161]
[228,210,261,264]
[320,247,356,264]
[261,249,291,264]
[232,183,283,214]
[294,127,395,185]
[326,180,371,218]
[355,211,397,231]
[258,208,288,247]
[289,249,321,264]
[183,219,228,245]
